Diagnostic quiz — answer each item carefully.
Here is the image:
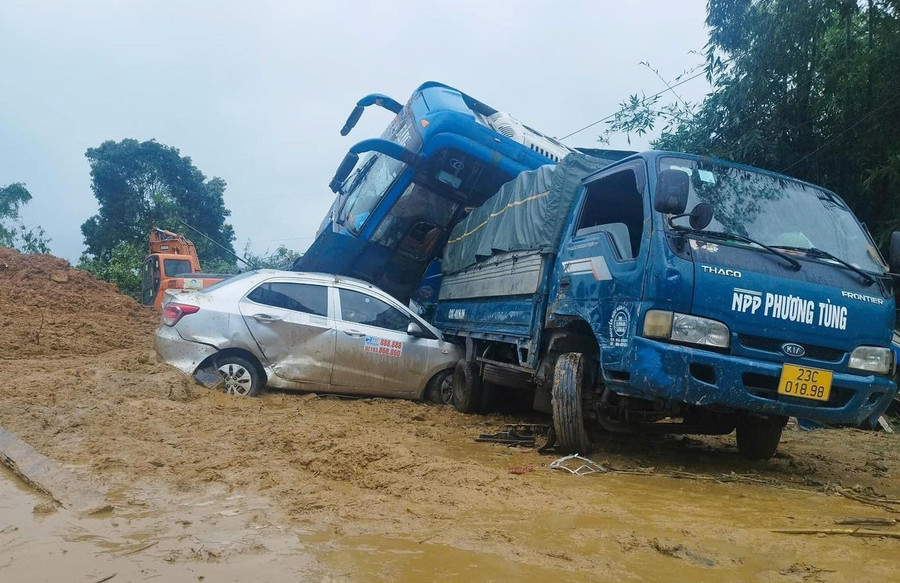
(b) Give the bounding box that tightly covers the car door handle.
[251,313,282,323]
[342,330,366,337]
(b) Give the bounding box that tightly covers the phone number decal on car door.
[364,336,403,357]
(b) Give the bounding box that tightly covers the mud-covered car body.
[155,270,461,398]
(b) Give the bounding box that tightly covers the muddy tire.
[216,355,262,397]
[424,369,454,405]
[736,417,785,460]
[552,352,592,454]
[452,360,482,413]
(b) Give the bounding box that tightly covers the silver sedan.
[155,270,461,401]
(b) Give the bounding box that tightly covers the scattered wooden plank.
[772,528,900,539]
[0,425,111,515]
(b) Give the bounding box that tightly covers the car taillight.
[162,303,199,327]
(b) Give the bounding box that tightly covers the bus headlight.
[643,310,730,349]
[849,346,895,375]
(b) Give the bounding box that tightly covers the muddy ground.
[1,249,898,581]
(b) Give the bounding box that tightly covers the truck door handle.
[343,330,366,337]
[559,277,571,290]
[251,313,281,323]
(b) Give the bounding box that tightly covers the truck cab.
[434,151,897,459]
[141,228,229,310]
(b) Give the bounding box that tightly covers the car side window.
[338,288,409,332]
[247,282,328,317]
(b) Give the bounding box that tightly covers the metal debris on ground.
[476,424,548,448]
[549,454,607,476]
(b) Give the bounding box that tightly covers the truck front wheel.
[736,416,786,460]
[552,353,592,454]
[452,360,483,414]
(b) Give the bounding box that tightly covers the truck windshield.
[661,156,885,274]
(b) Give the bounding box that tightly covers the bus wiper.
[769,245,876,286]
[672,226,802,271]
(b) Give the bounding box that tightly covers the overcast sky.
[0,0,711,263]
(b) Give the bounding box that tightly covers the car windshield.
[661,156,885,273]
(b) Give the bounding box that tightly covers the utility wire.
[779,92,900,174]
[176,217,256,269]
[558,68,707,142]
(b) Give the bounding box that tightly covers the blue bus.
[294,81,629,306]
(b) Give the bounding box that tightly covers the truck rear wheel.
[452,360,482,414]
[736,416,786,460]
[552,353,592,454]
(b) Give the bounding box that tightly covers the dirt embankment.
[0,247,158,358]
[1,248,898,582]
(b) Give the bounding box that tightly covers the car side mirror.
[654,169,690,215]
[890,231,900,273]
[407,321,424,337]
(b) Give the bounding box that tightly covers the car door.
[237,279,335,386]
[331,286,430,396]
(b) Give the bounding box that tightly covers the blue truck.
[434,150,898,459]
[301,82,898,460]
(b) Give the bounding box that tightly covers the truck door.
[238,280,335,385]
[553,161,650,371]
[141,256,161,307]
[331,286,430,396]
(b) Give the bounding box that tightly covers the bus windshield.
[662,156,885,274]
[336,107,422,233]
[339,153,407,232]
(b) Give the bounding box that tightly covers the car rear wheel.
[216,355,261,397]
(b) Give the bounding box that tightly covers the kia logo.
[781,343,806,357]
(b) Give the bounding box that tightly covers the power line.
[558,68,708,142]
[779,92,900,174]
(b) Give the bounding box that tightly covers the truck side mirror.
[890,231,900,273]
[689,203,713,230]
[654,169,690,215]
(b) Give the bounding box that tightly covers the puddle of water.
[0,465,321,581]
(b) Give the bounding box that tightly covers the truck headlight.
[849,346,895,375]
[643,310,730,349]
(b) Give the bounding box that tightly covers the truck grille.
[738,334,845,362]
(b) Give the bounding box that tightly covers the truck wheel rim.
[218,363,253,396]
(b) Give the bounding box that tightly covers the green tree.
[0,182,51,253]
[605,0,900,244]
[78,241,145,298]
[241,243,301,270]
[79,139,236,271]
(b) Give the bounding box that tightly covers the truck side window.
[247,282,328,317]
[575,167,645,260]
[338,288,409,332]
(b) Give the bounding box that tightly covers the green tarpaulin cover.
[442,152,611,275]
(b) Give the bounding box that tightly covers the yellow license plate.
[777,364,832,402]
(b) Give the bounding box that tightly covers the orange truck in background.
[141,228,231,310]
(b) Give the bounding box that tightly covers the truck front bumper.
[616,338,897,425]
